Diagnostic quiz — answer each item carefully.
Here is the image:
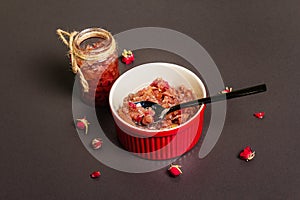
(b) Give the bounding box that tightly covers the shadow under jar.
[72,28,119,106]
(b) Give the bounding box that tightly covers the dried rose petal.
[150,78,170,91]
[254,112,265,119]
[135,115,144,123]
[76,121,86,129]
[128,101,137,109]
[90,171,101,179]
[239,146,255,161]
[76,117,90,134]
[92,138,103,150]
[220,87,233,94]
[121,49,134,64]
[168,164,182,177]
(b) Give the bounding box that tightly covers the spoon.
[135,84,267,123]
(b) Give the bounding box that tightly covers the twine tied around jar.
[57,28,117,93]
[56,29,90,92]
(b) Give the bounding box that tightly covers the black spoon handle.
[167,84,267,114]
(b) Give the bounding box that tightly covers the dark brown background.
[1,0,300,199]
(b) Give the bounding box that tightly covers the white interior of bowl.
[109,62,207,132]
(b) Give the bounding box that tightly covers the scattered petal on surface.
[239,146,255,161]
[254,112,265,119]
[121,49,134,64]
[76,121,85,129]
[92,138,103,150]
[168,164,182,177]
[90,171,101,179]
[220,87,233,94]
[76,117,90,134]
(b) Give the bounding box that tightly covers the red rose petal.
[135,115,144,123]
[168,164,182,177]
[254,112,265,119]
[121,49,134,64]
[128,101,137,109]
[220,87,232,94]
[122,57,134,64]
[92,138,103,150]
[90,171,101,179]
[76,121,85,129]
[76,117,90,134]
[239,146,255,161]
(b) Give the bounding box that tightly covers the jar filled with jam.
[57,28,119,106]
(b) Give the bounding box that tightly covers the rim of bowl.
[109,62,207,133]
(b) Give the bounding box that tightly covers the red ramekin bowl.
[109,62,206,160]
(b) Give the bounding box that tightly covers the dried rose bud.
[220,87,233,94]
[239,146,255,161]
[90,171,101,179]
[76,117,90,134]
[168,164,182,177]
[121,49,134,64]
[92,138,103,150]
[254,112,265,119]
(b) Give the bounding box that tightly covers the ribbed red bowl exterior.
[114,105,206,160]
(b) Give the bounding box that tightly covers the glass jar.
[72,28,119,106]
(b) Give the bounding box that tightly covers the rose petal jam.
[73,28,119,106]
[118,78,198,130]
